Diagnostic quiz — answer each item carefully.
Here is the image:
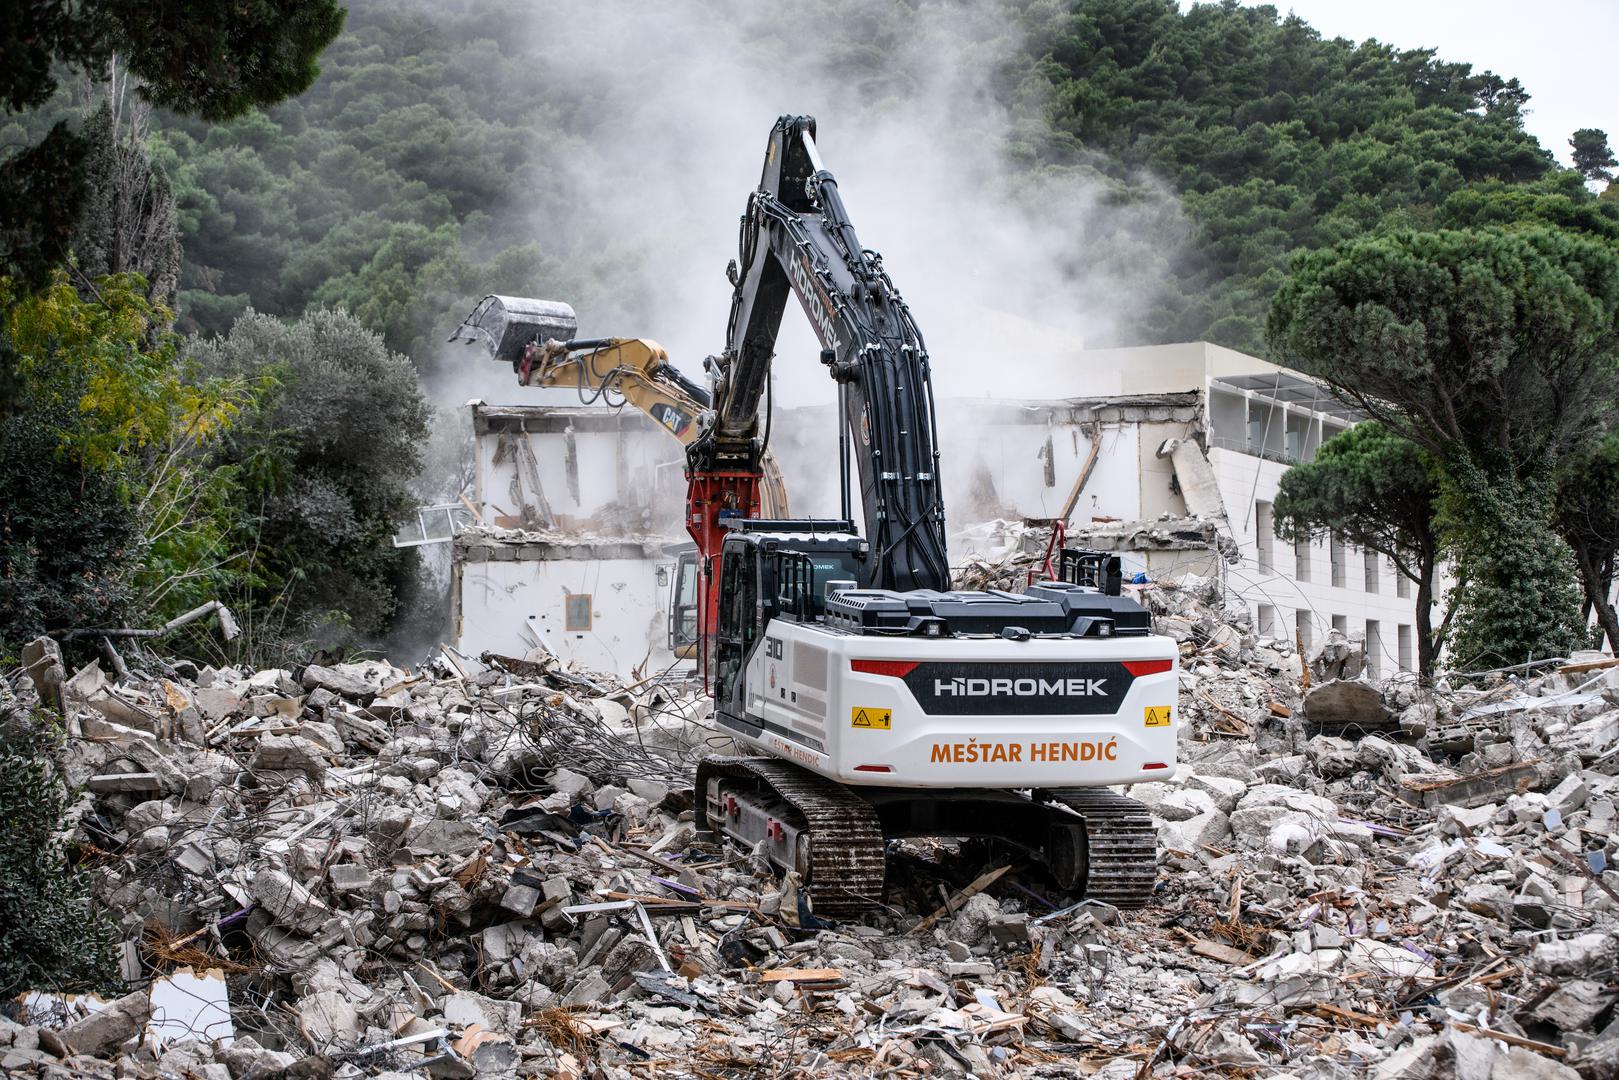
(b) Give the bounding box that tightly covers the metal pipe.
[839,380,852,523]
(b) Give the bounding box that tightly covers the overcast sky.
[1232,0,1617,170]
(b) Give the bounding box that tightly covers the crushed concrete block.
[627,777,670,804]
[251,867,333,935]
[252,734,329,777]
[59,990,152,1057]
[193,685,245,723]
[1156,787,1218,821]
[299,720,345,754]
[1312,630,1366,682]
[1531,932,1619,977]
[561,972,613,1007]
[1530,979,1616,1032]
[1545,773,1588,815]
[548,768,595,799]
[1373,1035,1439,1079]
[328,864,372,893]
[501,882,541,917]
[1571,1013,1619,1080]
[1436,803,1497,836]
[1160,808,1231,851]
[1185,772,1246,812]
[404,818,479,855]
[20,636,65,713]
[442,991,521,1035]
[87,771,163,793]
[300,664,375,700]
[986,913,1030,947]
[1492,1046,1582,1080]
[298,990,361,1048]
[949,893,1003,947]
[1304,679,1393,732]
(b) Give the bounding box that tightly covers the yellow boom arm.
[520,337,790,517]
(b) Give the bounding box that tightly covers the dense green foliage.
[1571,129,1617,184]
[0,712,120,996]
[1007,0,1565,350]
[0,401,139,644]
[1556,434,1619,651]
[0,273,251,650]
[1,0,344,292]
[1269,228,1619,669]
[1272,423,1445,674]
[190,309,431,649]
[131,0,1613,362]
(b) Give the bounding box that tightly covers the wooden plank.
[1058,428,1104,526]
[1189,938,1252,965]
[1557,656,1619,674]
[909,865,1013,935]
[1313,1002,1386,1027]
[1173,927,1251,965]
[760,968,843,984]
[1448,1021,1568,1057]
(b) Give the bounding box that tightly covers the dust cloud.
[417,0,1189,533]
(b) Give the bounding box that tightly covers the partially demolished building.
[449,403,689,679]
[455,342,1441,681]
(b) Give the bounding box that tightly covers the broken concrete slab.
[58,990,152,1057]
[1304,678,1394,732]
[300,664,376,700]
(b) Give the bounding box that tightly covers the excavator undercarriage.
[695,757,1159,915]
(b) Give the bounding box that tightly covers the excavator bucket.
[449,295,578,366]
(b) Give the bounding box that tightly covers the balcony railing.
[1207,436,1303,465]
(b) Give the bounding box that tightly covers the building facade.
[945,341,1432,677]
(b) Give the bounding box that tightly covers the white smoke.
[423,0,1188,522]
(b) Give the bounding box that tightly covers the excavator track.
[696,757,887,917]
[1043,788,1158,908]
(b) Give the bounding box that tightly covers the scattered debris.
[2,581,1614,1077]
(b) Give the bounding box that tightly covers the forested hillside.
[144,0,1609,359]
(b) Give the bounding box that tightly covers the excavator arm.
[451,297,789,517]
[692,115,949,593]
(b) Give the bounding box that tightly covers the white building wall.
[1209,447,1428,674]
[455,552,679,677]
[454,404,689,679]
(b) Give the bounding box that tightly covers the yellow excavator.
[451,295,790,517]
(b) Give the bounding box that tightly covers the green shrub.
[0,710,119,996]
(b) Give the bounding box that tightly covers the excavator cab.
[710,522,866,714]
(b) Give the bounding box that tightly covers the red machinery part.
[684,469,763,696]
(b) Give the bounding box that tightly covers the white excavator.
[457,117,1176,915]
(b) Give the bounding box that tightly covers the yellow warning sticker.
[851,707,892,730]
[1144,705,1173,728]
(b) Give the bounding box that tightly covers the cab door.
[667,550,699,659]
[714,543,757,718]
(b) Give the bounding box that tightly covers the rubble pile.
[1,594,1616,1078]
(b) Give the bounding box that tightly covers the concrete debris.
[2,579,1615,1079]
[1304,677,1395,732]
